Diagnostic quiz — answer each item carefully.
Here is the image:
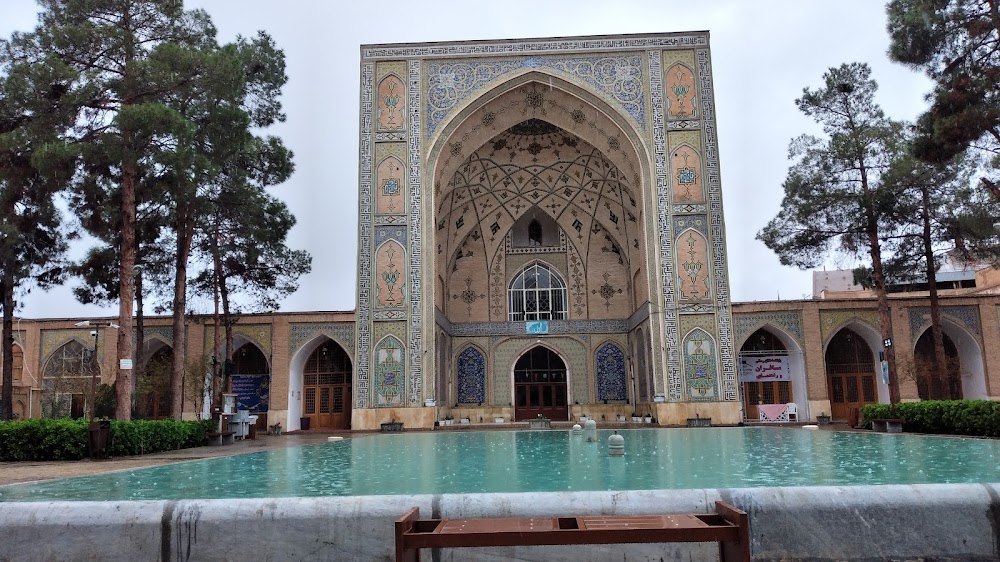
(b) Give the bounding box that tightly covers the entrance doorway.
[513,346,568,421]
[825,328,878,420]
[739,328,792,421]
[302,340,352,430]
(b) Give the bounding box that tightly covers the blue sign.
[880,361,889,385]
[526,320,549,335]
[231,374,270,412]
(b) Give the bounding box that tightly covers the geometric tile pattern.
[649,48,680,401]
[907,306,982,341]
[819,310,880,342]
[363,34,709,60]
[683,328,718,400]
[697,48,737,402]
[289,323,356,359]
[456,345,486,404]
[449,319,628,336]
[595,341,627,401]
[492,336,590,406]
[356,61,375,409]
[409,59,424,407]
[425,53,646,136]
[733,311,804,347]
[374,336,404,407]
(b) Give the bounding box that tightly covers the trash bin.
[848,407,860,428]
[300,417,310,431]
[88,420,111,459]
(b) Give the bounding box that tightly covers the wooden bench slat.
[395,501,750,561]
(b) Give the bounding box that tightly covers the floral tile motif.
[426,53,645,137]
[374,336,404,407]
[596,341,627,401]
[684,329,718,400]
[456,345,486,404]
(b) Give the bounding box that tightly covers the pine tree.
[0,46,79,420]
[758,63,907,405]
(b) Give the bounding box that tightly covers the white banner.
[739,355,790,382]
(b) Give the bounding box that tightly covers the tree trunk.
[170,206,194,418]
[1,275,14,420]
[134,265,144,418]
[116,149,137,421]
[212,229,222,408]
[922,184,949,399]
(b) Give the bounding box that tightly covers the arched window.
[528,219,542,246]
[508,263,568,321]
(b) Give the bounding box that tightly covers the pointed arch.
[595,340,627,402]
[376,73,406,131]
[664,62,698,119]
[912,319,987,399]
[456,344,486,405]
[825,326,883,420]
[288,335,354,431]
[373,335,405,407]
[512,344,569,421]
[508,260,568,321]
[683,328,719,400]
[375,155,406,215]
[670,143,704,202]
[676,228,711,301]
[738,325,808,421]
[374,239,406,309]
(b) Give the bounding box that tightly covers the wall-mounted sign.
[739,356,790,382]
[119,359,133,370]
[525,320,549,335]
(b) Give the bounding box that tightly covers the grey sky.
[1,0,933,319]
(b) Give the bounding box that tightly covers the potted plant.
[632,412,642,423]
[616,414,627,422]
[441,415,453,426]
[816,412,832,425]
[644,413,652,423]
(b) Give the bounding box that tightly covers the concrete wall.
[2,484,998,561]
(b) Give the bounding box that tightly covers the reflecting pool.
[2,427,998,502]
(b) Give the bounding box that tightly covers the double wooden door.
[513,347,568,421]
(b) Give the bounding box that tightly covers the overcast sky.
[2,0,933,320]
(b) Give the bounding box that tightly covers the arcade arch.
[737,326,807,421]
[912,321,987,400]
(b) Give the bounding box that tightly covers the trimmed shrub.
[0,418,214,461]
[860,400,1000,437]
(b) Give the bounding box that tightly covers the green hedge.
[0,418,214,461]
[860,400,1000,437]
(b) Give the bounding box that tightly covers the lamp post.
[74,321,120,421]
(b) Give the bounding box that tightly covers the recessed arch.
[664,62,698,119]
[912,319,987,399]
[825,325,883,420]
[508,260,568,322]
[456,344,487,405]
[595,340,627,402]
[737,325,808,421]
[682,328,719,400]
[288,335,354,431]
[512,344,569,421]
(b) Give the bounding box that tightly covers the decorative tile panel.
[907,306,982,340]
[819,310,880,342]
[289,323,356,359]
[356,62,375,409]
[425,53,646,137]
[363,34,709,60]
[40,330,105,369]
[595,341,627,401]
[683,328,719,400]
[456,345,486,404]
[375,225,407,247]
[451,319,628,337]
[143,326,173,347]
[697,48,737,402]
[373,336,404,406]
[408,59,424,407]
[734,312,804,347]
[232,324,272,357]
[492,336,590,405]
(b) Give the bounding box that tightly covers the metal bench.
[395,501,749,561]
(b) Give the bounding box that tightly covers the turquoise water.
[2,427,999,502]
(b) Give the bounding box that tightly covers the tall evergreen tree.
[758,63,907,405]
[880,147,976,399]
[7,0,220,419]
[887,0,1000,197]
[0,50,78,420]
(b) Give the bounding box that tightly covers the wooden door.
[743,380,791,421]
[828,373,876,420]
[513,347,568,421]
[303,341,352,430]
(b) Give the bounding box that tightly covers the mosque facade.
[5,34,1000,430]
